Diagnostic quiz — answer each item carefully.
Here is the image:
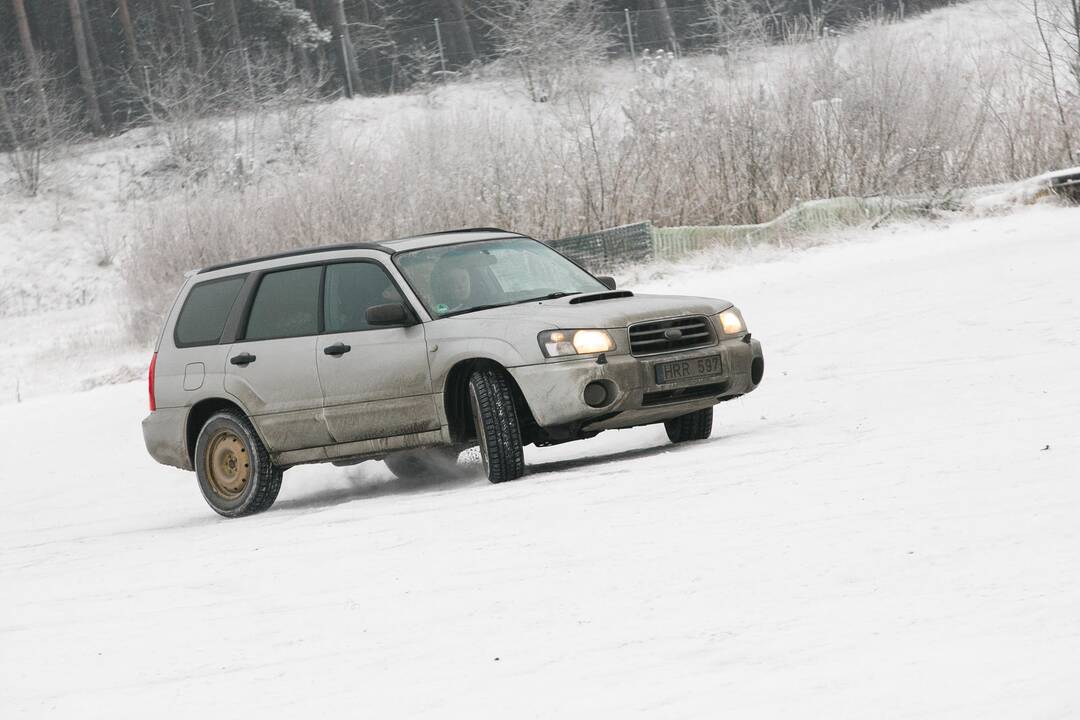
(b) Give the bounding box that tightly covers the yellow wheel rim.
[205,430,250,499]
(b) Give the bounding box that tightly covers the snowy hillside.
[0,0,1039,404]
[3,204,1078,718]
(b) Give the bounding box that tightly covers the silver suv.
[143,229,765,517]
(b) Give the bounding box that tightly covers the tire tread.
[469,368,525,483]
[664,408,714,443]
[196,410,282,517]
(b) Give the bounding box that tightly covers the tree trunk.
[0,86,18,148]
[67,0,105,134]
[80,0,107,82]
[440,0,476,64]
[650,0,680,54]
[355,0,383,91]
[220,0,244,49]
[10,0,51,121]
[325,0,361,97]
[289,0,314,78]
[178,0,206,73]
[116,0,142,66]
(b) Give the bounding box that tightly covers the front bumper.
[508,335,764,431]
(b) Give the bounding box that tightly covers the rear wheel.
[664,408,714,443]
[384,447,462,479]
[468,368,525,483]
[194,410,282,517]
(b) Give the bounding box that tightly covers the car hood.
[445,292,733,328]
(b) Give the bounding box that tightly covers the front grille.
[642,381,729,407]
[628,316,714,356]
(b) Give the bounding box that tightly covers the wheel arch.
[185,397,257,466]
[442,358,537,445]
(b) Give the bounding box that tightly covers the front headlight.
[718,309,746,335]
[538,329,616,357]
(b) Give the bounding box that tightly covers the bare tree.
[700,0,770,56]
[68,0,105,134]
[221,0,244,49]
[1031,0,1079,163]
[178,0,206,74]
[323,0,361,96]
[482,0,610,102]
[440,0,477,64]
[649,0,680,55]
[115,0,142,67]
[10,0,50,126]
[1,55,83,195]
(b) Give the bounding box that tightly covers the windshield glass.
[395,237,607,318]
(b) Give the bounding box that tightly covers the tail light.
[148,352,158,411]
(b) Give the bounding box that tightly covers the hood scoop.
[569,290,634,304]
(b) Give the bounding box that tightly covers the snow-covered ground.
[2,204,1078,718]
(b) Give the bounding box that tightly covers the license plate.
[654,355,723,384]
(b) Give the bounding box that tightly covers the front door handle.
[324,342,351,357]
[230,352,256,366]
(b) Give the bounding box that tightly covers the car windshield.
[395,237,608,318]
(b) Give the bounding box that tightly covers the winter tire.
[384,447,463,480]
[194,410,283,517]
[468,368,525,483]
[664,407,714,443]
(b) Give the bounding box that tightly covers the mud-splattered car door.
[315,260,439,444]
[223,265,334,453]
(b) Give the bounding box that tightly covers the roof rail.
[197,242,392,274]
[406,227,516,238]
[196,229,520,274]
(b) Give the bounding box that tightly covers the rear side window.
[174,276,245,347]
[324,262,406,333]
[244,266,321,341]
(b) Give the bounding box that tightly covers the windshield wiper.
[440,303,512,318]
[439,292,583,318]
[514,291,582,304]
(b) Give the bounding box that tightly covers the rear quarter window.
[174,276,246,347]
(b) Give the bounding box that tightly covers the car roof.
[196,228,524,275]
[382,228,522,252]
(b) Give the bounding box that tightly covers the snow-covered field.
[2,204,1078,718]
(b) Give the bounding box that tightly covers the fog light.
[751,356,764,385]
[583,381,612,408]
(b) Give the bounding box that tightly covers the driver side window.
[323,262,406,333]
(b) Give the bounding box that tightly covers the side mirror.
[366,302,410,326]
[597,276,617,291]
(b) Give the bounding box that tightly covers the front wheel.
[468,368,525,483]
[664,408,714,443]
[194,410,283,517]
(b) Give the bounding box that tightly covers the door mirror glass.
[597,276,616,290]
[366,302,410,326]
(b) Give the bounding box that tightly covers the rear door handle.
[230,352,256,366]
[324,342,351,357]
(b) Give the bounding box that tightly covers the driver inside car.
[432,261,473,313]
